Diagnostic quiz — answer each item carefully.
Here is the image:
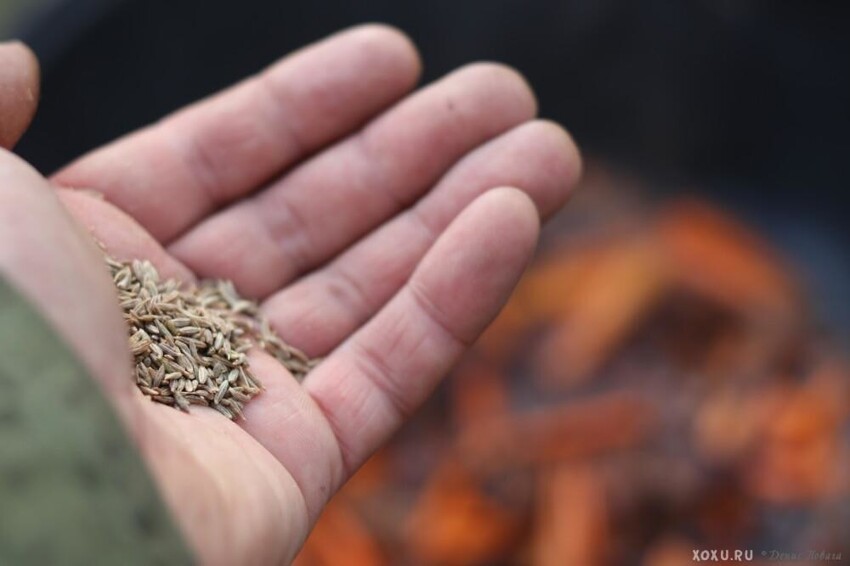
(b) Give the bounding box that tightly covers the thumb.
[0,41,40,149]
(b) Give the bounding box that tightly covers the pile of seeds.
[107,256,318,419]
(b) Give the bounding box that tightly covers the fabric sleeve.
[0,277,194,565]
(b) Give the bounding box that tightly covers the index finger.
[53,25,421,243]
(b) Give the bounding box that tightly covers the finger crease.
[407,281,475,349]
[254,71,309,159]
[351,338,413,421]
[353,126,416,213]
[308,382,390,478]
[167,125,220,219]
[324,264,375,326]
[405,202,440,247]
[253,194,314,281]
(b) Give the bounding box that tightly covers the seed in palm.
[107,256,319,419]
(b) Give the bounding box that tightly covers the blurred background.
[2,1,849,564]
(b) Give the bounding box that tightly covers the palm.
[46,26,579,564]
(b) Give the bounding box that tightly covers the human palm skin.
[0,27,580,564]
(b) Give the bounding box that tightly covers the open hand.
[0,27,580,564]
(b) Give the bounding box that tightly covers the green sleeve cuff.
[0,277,194,565]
